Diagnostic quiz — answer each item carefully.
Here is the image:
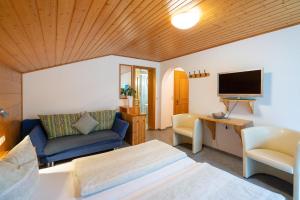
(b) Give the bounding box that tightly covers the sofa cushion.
[89,110,116,131]
[44,130,121,156]
[39,113,81,139]
[72,112,99,135]
[247,149,294,174]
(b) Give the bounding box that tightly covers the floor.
[147,128,293,200]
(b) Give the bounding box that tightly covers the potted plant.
[121,86,136,107]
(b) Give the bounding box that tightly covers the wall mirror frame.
[119,64,133,99]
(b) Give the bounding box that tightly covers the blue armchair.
[22,112,129,166]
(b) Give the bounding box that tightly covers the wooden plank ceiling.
[0,0,300,73]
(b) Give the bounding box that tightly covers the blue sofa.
[21,113,129,166]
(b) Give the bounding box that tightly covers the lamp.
[171,7,202,30]
[0,108,8,118]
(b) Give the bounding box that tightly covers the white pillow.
[0,136,39,200]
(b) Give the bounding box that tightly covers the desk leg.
[204,120,216,140]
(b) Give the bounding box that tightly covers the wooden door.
[148,68,156,129]
[174,70,189,114]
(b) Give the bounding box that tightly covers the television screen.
[218,69,263,97]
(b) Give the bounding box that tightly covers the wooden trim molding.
[0,64,22,152]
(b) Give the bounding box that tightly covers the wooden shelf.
[221,98,256,114]
[199,115,253,140]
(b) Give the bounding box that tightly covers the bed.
[32,140,285,200]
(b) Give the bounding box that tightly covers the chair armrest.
[29,125,48,157]
[112,118,129,139]
[193,119,201,136]
[242,126,281,152]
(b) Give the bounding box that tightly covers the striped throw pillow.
[39,113,81,139]
[89,110,116,131]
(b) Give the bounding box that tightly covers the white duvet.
[72,140,187,197]
[127,163,285,200]
[34,141,286,200]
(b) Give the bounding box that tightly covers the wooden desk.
[199,115,253,140]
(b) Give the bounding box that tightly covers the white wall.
[161,69,174,129]
[23,55,160,128]
[160,67,186,129]
[160,24,300,156]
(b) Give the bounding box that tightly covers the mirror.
[119,65,132,98]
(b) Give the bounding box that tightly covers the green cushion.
[39,113,81,139]
[72,112,99,135]
[89,110,116,131]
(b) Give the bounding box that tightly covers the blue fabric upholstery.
[115,112,122,119]
[22,112,129,165]
[29,125,47,157]
[44,131,121,155]
[21,119,42,139]
[112,118,129,139]
[40,140,122,163]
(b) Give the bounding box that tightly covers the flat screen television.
[218,69,263,97]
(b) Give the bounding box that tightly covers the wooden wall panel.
[0,64,22,152]
[0,0,299,72]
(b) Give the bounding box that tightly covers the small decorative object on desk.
[188,68,210,78]
[212,112,226,119]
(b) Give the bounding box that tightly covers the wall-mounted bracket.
[221,98,256,114]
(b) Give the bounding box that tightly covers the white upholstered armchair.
[242,126,300,200]
[172,113,202,154]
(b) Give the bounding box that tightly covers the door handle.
[176,100,179,105]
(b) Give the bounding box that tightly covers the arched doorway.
[160,67,189,129]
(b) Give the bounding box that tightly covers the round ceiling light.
[171,7,202,30]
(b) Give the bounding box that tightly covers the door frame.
[119,64,156,129]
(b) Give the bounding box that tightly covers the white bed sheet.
[33,157,195,200]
